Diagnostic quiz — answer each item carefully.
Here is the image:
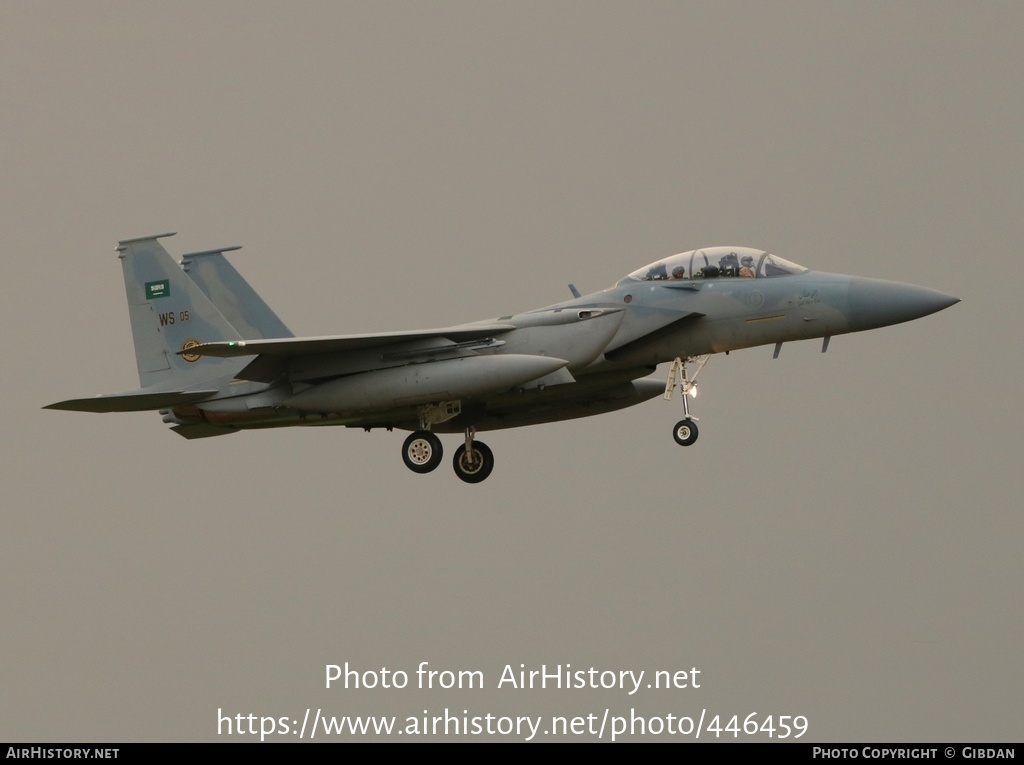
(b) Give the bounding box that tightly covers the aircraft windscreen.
[622,247,807,283]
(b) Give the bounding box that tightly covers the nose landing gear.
[665,355,709,447]
[673,419,699,446]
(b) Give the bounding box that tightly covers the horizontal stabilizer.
[44,389,218,413]
[179,323,518,358]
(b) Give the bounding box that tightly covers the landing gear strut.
[452,427,494,483]
[402,431,443,473]
[665,355,709,447]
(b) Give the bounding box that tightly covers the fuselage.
[441,246,957,430]
[173,246,958,434]
[47,236,958,480]
[532,269,956,373]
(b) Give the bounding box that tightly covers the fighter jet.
[46,233,958,483]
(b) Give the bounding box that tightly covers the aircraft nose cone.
[847,277,959,331]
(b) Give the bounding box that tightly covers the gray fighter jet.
[46,234,958,483]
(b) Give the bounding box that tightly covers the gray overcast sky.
[2,1,1020,742]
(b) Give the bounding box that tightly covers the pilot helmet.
[671,265,686,278]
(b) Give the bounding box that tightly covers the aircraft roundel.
[180,338,202,363]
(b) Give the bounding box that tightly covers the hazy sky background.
[2,1,1020,741]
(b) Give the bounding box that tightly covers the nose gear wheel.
[673,419,699,446]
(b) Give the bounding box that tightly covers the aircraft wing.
[179,323,518,358]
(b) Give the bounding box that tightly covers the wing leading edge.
[179,323,517,358]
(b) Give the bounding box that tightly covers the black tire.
[452,441,495,483]
[402,431,443,473]
[672,419,699,446]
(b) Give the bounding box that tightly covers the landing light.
[685,383,698,399]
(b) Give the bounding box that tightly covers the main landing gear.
[664,355,709,447]
[452,427,494,484]
[401,427,494,483]
[401,431,443,473]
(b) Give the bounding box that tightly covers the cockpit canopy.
[621,246,808,284]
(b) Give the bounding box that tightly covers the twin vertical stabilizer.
[180,246,293,340]
[117,233,248,390]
